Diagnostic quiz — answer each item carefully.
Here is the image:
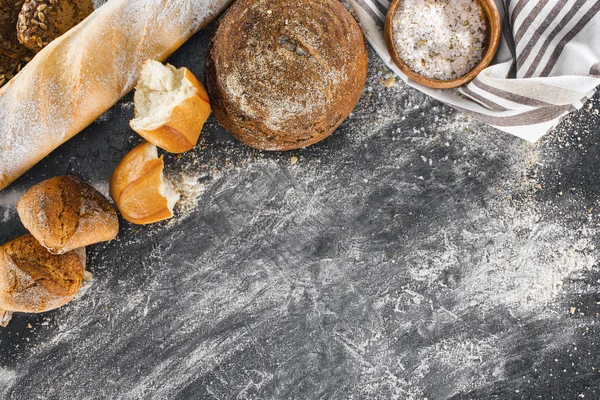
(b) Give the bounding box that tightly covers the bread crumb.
[570,306,576,314]
[83,270,94,282]
[383,77,396,88]
[290,156,298,165]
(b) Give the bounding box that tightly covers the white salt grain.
[392,0,487,81]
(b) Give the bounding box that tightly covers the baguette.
[0,0,233,191]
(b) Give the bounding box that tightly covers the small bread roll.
[129,60,211,154]
[17,176,118,255]
[110,141,180,225]
[0,234,85,323]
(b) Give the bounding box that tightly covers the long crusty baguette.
[0,0,232,191]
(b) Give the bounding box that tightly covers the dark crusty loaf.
[17,175,118,254]
[0,234,85,315]
[206,0,368,151]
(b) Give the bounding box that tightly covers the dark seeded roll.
[206,0,368,151]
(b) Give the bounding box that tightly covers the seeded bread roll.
[17,0,94,52]
[0,234,85,323]
[17,175,118,254]
[206,0,368,151]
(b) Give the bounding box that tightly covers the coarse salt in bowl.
[384,0,501,89]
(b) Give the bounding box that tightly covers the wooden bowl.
[384,0,501,89]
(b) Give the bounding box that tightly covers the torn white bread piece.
[130,60,211,154]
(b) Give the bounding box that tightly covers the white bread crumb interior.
[142,140,160,163]
[141,142,180,212]
[131,60,197,131]
[161,176,180,213]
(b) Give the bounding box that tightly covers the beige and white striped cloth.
[348,0,600,142]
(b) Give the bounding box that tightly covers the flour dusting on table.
[1,34,600,400]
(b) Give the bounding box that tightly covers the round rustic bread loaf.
[0,234,85,314]
[206,0,368,151]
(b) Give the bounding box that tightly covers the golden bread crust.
[110,142,176,225]
[0,234,85,313]
[131,67,211,154]
[17,175,118,254]
[0,0,234,191]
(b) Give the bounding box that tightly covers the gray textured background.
[1,16,600,400]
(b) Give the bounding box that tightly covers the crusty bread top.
[206,0,368,150]
[0,234,84,298]
[109,141,161,204]
[17,175,118,253]
[17,0,94,52]
[19,175,81,248]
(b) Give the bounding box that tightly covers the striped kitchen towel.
[348,0,600,142]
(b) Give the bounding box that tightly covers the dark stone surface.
[1,16,600,400]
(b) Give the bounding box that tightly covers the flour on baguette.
[0,0,233,191]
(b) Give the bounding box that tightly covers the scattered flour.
[172,171,209,215]
[2,46,598,400]
[0,368,16,398]
[92,0,108,8]
[0,188,24,223]
[406,198,597,314]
